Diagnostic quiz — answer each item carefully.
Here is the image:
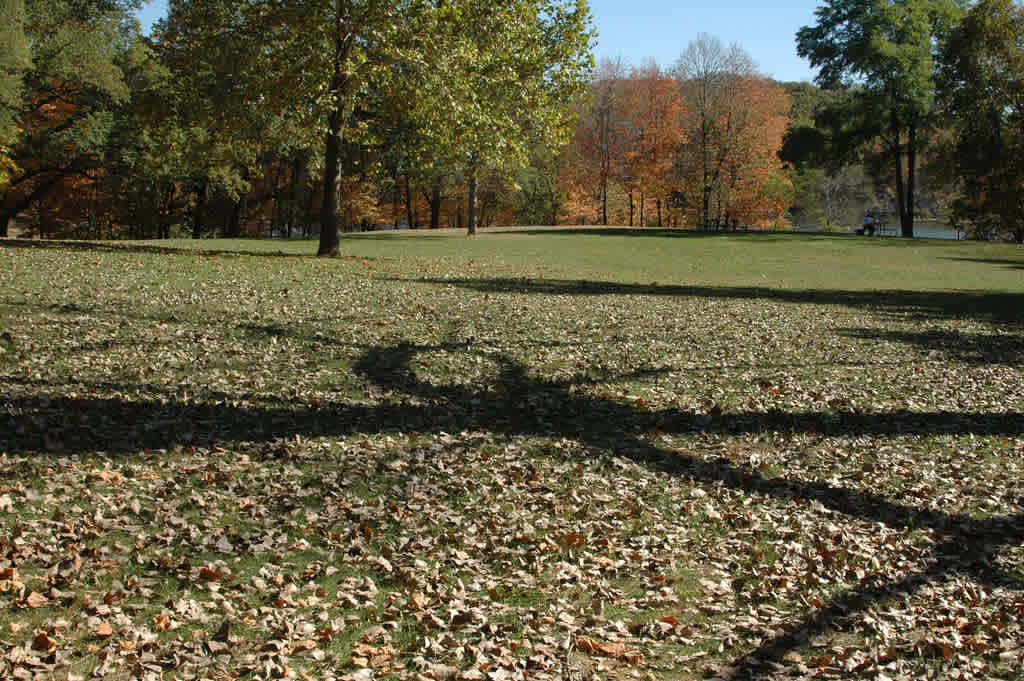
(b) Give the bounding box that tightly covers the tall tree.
[673,35,783,229]
[796,0,963,238]
[623,61,686,226]
[162,0,591,250]
[159,0,437,254]
[415,0,594,234]
[566,58,630,225]
[938,0,1024,242]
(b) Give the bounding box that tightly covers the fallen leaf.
[24,592,48,609]
[92,621,114,637]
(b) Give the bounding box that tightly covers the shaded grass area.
[1,229,1023,680]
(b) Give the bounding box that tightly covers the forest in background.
[1,0,1023,247]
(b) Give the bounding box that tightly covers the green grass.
[1,228,1023,680]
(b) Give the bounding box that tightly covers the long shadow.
[490,227,861,243]
[0,237,315,259]
[3,340,1022,674]
[944,255,1024,271]
[352,341,1024,677]
[841,327,1024,365]
[409,276,1024,330]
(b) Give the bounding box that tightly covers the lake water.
[797,223,964,240]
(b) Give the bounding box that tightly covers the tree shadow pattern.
[4,258,1024,676]
[410,276,1024,330]
[5,336,1023,677]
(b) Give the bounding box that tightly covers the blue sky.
[135,0,821,83]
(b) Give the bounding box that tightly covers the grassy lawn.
[1,227,1022,681]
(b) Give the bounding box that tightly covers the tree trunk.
[902,122,916,238]
[191,181,207,239]
[0,209,10,238]
[392,174,401,229]
[429,184,441,229]
[159,184,175,239]
[318,17,354,257]
[319,107,344,255]
[229,198,242,239]
[467,170,479,235]
[657,198,662,227]
[702,185,711,229]
[628,191,634,226]
[600,173,608,225]
[291,156,305,236]
[405,175,417,229]
[273,166,287,238]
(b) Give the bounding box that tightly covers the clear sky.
[134,0,822,83]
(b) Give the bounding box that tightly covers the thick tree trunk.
[318,17,354,257]
[319,108,344,255]
[191,181,207,239]
[0,209,10,238]
[429,185,441,229]
[467,171,479,236]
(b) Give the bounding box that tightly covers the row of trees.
[1,0,1022,245]
[0,0,595,254]
[562,39,792,230]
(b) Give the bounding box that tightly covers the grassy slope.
[1,228,1022,681]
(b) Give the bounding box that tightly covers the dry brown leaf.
[199,566,222,581]
[92,621,114,638]
[24,591,48,609]
[291,639,317,653]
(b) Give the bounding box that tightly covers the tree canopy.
[938,0,1024,242]
[797,0,963,237]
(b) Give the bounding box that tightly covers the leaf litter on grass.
[0,238,1022,681]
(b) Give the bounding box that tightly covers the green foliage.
[409,0,594,232]
[938,0,1024,242]
[796,0,964,237]
[0,0,29,142]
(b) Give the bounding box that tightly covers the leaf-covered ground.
[1,231,1023,681]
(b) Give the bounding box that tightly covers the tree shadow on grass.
[0,237,315,259]
[491,227,868,243]
[944,255,1024,271]
[355,341,1024,678]
[410,276,1024,330]
[3,332,1023,676]
[840,327,1024,366]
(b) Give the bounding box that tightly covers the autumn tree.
[622,61,686,226]
[797,0,963,238]
[719,76,792,227]
[671,35,790,229]
[564,58,631,225]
